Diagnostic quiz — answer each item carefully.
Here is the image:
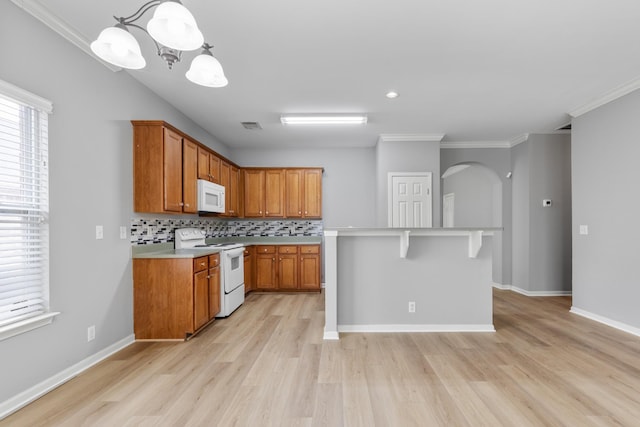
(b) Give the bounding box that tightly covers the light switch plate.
[120,226,127,240]
[579,225,588,235]
[95,225,104,240]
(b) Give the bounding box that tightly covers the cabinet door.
[208,265,220,319]
[265,169,285,217]
[243,169,265,217]
[300,254,321,290]
[197,146,210,180]
[229,165,240,216]
[303,169,322,218]
[255,253,277,289]
[209,154,221,184]
[278,253,298,289]
[193,269,210,330]
[182,139,198,213]
[285,169,303,218]
[244,248,253,293]
[219,161,230,216]
[163,128,183,212]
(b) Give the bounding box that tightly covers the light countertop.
[132,236,323,259]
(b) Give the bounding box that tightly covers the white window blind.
[0,82,51,334]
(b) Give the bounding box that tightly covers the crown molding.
[378,134,445,144]
[440,140,510,149]
[569,75,640,118]
[509,133,529,147]
[10,0,121,72]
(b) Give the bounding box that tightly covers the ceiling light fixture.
[386,91,399,99]
[90,0,228,87]
[280,114,368,125]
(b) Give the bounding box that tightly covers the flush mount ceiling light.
[280,114,368,125]
[90,0,228,87]
[386,91,399,99]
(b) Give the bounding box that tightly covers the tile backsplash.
[131,218,323,245]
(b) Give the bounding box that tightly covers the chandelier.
[90,0,228,88]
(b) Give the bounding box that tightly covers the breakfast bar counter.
[323,227,501,340]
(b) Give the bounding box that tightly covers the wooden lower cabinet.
[243,246,254,293]
[252,244,321,292]
[133,254,220,340]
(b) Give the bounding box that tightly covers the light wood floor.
[3,289,640,426]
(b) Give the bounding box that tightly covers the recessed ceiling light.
[386,91,399,99]
[280,114,368,125]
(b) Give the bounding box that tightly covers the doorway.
[388,172,432,228]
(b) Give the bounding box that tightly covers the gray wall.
[572,90,640,328]
[376,140,441,227]
[441,148,512,285]
[232,147,376,228]
[443,166,496,227]
[0,2,227,404]
[511,135,572,294]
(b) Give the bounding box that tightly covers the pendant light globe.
[90,25,146,69]
[147,1,204,51]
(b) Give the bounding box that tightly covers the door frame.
[387,172,433,228]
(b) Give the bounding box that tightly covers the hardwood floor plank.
[3,289,640,426]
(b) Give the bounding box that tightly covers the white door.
[388,172,432,227]
[443,193,455,227]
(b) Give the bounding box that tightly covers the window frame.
[0,79,58,341]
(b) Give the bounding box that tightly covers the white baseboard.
[0,334,135,420]
[493,283,572,297]
[570,307,640,338]
[338,324,495,333]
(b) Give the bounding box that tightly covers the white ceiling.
[19,0,640,148]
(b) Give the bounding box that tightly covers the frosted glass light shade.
[186,53,228,87]
[90,26,146,69]
[147,1,204,51]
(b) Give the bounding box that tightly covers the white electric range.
[175,228,245,317]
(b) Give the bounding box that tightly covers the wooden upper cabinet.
[285,168,322,218]
[163,128,184,212]
[209,154,221,184]
[303,169,322,218]
[215,162,240,217]
[244,169,265,217]
[197,146,210,180]
[265,169,285,217]
[228,165,240,217]
[182,139,198,213]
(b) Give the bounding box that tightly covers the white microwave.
[197,179,225,213]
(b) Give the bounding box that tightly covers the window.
[0,79,57,341]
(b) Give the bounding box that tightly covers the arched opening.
[442,162,504,284]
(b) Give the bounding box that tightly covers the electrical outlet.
[95,225,103,240]
[87,325,95,342]
[120,226,127,240]
[408,301,416,313]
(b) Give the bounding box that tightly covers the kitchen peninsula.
[323,227,501,340]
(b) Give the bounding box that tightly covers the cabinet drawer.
[194,256,208,272]
[299,245,320,254]
[278,246,297,254]
[209,253,220,268]
[257,246,276,254]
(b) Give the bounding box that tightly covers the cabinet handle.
[305,211,308,214]
[185,204,190,207]
[180,202,184,206]
[259,211,262,214]
[298,211,301,214]
[266,211,269,215]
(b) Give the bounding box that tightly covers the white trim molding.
[0,312,60,342]
[493,283,572,297]
[0,78,53,113]
[9,0,120,72]
[339,324,496,333]
[440,140,511,149]
[569,75,640,118]
[378,134,445,144]
[570,307,640,338]
[0,334,135,420]
[509,133,530,147]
